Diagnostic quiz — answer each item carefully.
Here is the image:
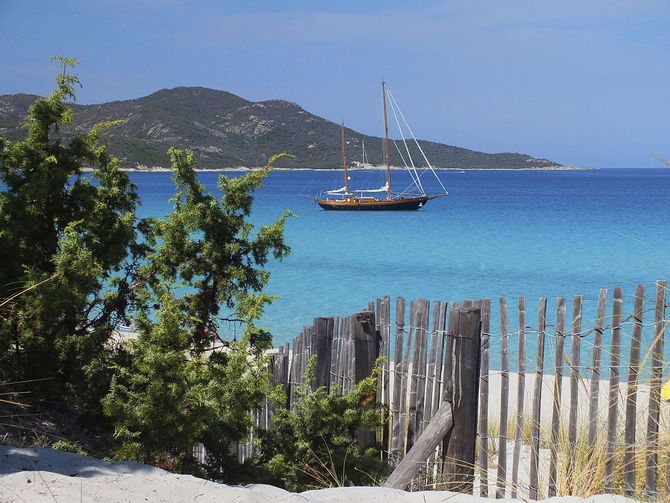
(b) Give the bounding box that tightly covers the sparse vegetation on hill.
[0,87,562,170]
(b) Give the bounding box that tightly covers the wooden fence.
[242,280,670,499]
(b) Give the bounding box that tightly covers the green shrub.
[102,147,291,475]
[254,356,389,491]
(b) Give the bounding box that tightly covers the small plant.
[52,440,87,456]
[254,356,389,491]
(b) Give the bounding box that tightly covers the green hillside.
[0,87,562,170]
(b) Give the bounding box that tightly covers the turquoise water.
[131,168,670,367]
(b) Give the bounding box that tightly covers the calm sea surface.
[130,168,670,368]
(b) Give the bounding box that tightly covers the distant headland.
[0,87,568,170]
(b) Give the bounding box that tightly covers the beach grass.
[479,411,670,500]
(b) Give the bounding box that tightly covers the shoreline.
[83,165,592,173]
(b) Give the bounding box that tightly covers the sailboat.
[355,139,375,169]
[316,82,448,211]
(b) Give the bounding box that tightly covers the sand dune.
[0,445,638,503]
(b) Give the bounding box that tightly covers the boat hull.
[317,195,436,211]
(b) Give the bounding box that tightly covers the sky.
[1,0,669,168]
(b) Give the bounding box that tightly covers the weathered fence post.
[406,301,419,452]
[496,297,510,499]
[429,301,448,474]
[511,296,526,499]
[424,302,439,435]
[548,297,566,498]
[441,306,482,492]
[646,280,666,495]
[312,317,336,390]
[351,310,379,449]
[623,284,645,496]
[329,317,340,393]
[429,302,448,426]
[410,299,429,447]
[588,289,607,446]
[528,297,547,501]
[288,331,301,409]
[384,306,481,491]
[306,326,315,378]
[335,317,347,392]
[605,287,623,492]
[377,296,391,453]
[568,295,582,450]
[478,299,491,497]
[351,310,379,383]
[391,297,406,460]
[345,318,355,394]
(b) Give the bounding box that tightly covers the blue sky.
[1,0,669,168]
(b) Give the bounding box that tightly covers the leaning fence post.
[383,400,454,489]
[384,306,481,491]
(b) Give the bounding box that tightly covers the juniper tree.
[0,60,293,466]
[102,148,292,470]
[0,57,141,410]
[2,59,321,480]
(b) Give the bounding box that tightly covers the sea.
[131,168,670,369]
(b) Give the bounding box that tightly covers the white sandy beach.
[0,445,636,503]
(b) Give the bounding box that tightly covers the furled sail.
[326,186,348,195]
[353,182,389,194]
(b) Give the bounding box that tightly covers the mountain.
[0,87,562,170]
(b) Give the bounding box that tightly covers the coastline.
[83,165,591,173]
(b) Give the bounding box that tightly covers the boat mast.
[382,81,392,199]
[341,121,349,194]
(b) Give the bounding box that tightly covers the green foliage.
[1,60,295,481]
[103,297,211,466]
[0,58,140,412]
[0,60,394,492]
[102,147,292,472]
[255,356,389,491]
[52,440,87,456]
